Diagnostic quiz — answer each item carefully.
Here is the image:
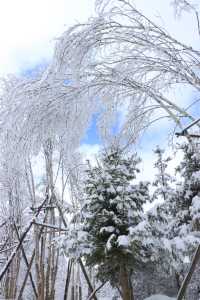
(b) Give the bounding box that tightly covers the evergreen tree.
[149,143,200,288]
[146,147,183,287]
[172,142,200,256]
[163,142,200,290]
[152,146,175,203]
[176,142,200,231]
[82,147,150,300]
[144,147,177,273]
[149,147,176,244]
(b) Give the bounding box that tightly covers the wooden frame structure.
[0,192,102,300]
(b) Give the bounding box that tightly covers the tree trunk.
[120,265,133,300]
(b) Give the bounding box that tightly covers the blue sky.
[0,0,94,75]
[0,0,199,181]
[0,0,198,75]
[83,115,101,145]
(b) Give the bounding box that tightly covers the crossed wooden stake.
[0,193,105,300]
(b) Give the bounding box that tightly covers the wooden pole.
[87,281,107,300]
[63,259,73,300]
[177,244,200,300]
[78,258,98,300]
[13,222,38,298]
[17,211,48,299]
[17,250,35,300]
[0,197,47,282]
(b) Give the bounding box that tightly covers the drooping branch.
[48,0,200,142]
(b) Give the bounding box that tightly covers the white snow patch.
[117,235,130,248]
[144,295,176,300]
[173,236,185,251]
[106,234,116,251]
[129,220,146,235]
[100,226,115,234]
[190,195,200,218]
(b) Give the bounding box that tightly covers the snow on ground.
[145,295,176,300]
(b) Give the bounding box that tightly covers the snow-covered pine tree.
[176,142,200,229]
[147,146,176,251]
[149,143,200,291]
[172,142,200,253]
[146,146,183,287]
[137,146,174,271]
[152,146,175,203]
[82,147,150,300]
[164,142,200,297]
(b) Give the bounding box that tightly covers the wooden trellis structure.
[0,190,102,300]
[0,137,108,300]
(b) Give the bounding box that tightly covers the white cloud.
[138,146,183,183]
[0,0,196,196]
[134,0,199,47]
[79,143,100,164]
[0,0,94,75]
[0,0,198,76]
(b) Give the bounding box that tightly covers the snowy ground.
[145,295,176,300]
[98,294,176,300]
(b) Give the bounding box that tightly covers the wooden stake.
[177,244,200,300]
[0,197,47,282]
[87,281,107,300]
[17,212,48,299]
[13,222,38,298]
[17,250,35,300]
[78,258,98,300]
[64,259,73,300]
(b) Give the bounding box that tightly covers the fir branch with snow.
[82,147,150,300]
